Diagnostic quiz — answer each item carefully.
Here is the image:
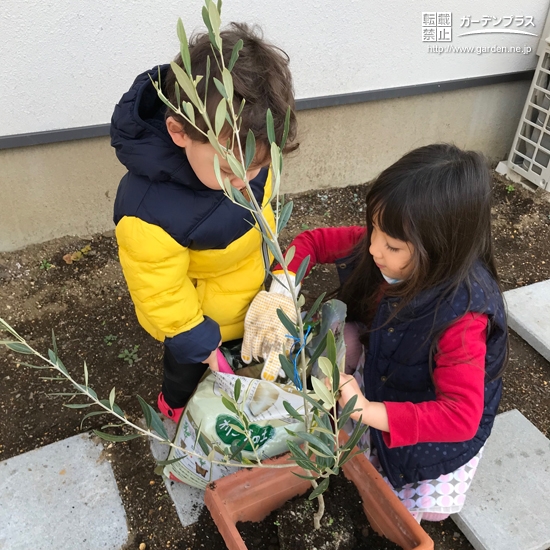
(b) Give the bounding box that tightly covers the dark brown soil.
[1,173,550,550]
[237,473,402,550]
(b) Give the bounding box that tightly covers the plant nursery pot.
[204,434,434,550]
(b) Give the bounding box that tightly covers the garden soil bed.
[235,473,403,550]
[1,172,550,549]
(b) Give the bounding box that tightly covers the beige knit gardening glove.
[242,274,300,382]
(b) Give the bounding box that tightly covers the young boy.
[111,23,297,422]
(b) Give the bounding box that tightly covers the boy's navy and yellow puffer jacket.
[111,66,274,364]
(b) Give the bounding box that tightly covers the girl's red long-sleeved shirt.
[281,227,487,448]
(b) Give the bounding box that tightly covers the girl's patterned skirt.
[343,330,483,522]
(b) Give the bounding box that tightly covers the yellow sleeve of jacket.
[115,216,221,363]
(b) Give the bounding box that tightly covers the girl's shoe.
[421,512,450,522]
[157,392,184,423]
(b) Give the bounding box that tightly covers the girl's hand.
[338,373,369,422]
[337,373,390,431]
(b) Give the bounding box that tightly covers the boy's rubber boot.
[216,349,234,373]
[157,392,184,423]
[157,352,231,423]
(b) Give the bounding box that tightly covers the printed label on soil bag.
[216,414,275,451]
[163,371,306,489]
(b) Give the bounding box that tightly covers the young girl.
[243,143,508,522]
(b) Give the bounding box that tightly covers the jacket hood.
[110,65,205,190]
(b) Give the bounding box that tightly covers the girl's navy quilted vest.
[335,256,507,489]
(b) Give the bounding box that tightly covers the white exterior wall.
[1,0,548,137]
[0,79,530,252]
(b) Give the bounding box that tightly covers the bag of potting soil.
[163,371,307,489]
[308,300,347,379]
[164,299,348,489]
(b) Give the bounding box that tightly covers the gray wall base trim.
[295,69,534,110]
[0,70,534,150]
[0,124,112,150]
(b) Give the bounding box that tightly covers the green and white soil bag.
[164,371,306,489]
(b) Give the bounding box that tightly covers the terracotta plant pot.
[204,435,434,550]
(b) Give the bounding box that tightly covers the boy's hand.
[202,348,220,372]
[202,340,225,373]
[241,290,298,382]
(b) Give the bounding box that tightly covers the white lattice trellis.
[508,40,550,191]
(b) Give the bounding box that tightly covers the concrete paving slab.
[504,280,550,362]
[0,433,128,550]
[452,409,550,550]
[149,418,205,527]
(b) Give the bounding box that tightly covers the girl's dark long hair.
[340,143,507,376]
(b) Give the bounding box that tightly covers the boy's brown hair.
[165,22,298,161]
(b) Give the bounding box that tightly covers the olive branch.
[0,0,368,529]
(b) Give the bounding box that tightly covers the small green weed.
[506,184,515,193]
[118,345,140,365]
[39,259,53,271]
[104,334,118,346]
